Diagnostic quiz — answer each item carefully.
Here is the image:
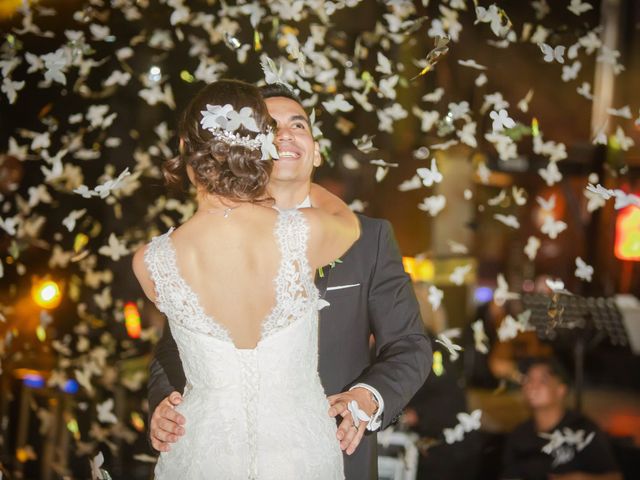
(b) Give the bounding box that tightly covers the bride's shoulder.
[131,237,164,302]
[132,225,176,268]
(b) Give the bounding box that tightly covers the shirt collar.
[273,195,311,211]
[296,195,311,208]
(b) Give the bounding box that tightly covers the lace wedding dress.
[145,209,344,479]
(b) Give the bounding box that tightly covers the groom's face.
[265,96,321,185]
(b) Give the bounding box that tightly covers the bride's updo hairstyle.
[163,79,275,202]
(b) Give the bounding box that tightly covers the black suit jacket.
[147,215,432,479]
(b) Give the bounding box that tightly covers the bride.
[132,79,358,479]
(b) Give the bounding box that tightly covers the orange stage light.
[402,257,435,282]
[124,302,141,338]
[31,278,62,309]
[614,205,640,261]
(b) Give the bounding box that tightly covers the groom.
[147,83,432,479]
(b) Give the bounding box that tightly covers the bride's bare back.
[168,204,283,349]
[134,186,359,351]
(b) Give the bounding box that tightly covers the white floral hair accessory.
[199,103,278,160]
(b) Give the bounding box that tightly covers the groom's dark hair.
[259,84,312,130]
[259,83,304,106]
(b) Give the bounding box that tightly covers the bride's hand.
[327,388,377,455]
[150,391,186,452]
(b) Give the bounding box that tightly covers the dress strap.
[274,209,313,288]
[260,209,317,338]
[143,228,174,308]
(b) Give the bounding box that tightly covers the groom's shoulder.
[356,213,392,233]
[341,215,399,270]
[354,214,394,248]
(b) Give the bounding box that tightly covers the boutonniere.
[318,258,342,278]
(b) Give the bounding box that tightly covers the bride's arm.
[133,246,188,451]
[132,246,157,302]
[303,183,360,269]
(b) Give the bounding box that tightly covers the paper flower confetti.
[494,214,520,229]
[97,399,118,424]
[416,158,443,187]
[524,236,542,261]
[418,195,447,217]
[497,310,534,342]
[568,0,594,16]
[494,274,520,306]
[472,320,489,354]
[575,257,594,282]
[436,328,463,362]
[539,43,565,64]
[98,234,129,261]
[428,285,444,311]
[489,109,516,132]
[443,410,482,445]
[450,264,472,286]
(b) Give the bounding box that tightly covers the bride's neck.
[196,191,238,211]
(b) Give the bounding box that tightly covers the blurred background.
[0,0,639,478]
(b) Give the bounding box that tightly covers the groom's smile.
[277,146,302,160]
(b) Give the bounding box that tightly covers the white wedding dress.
[145,209,344,479]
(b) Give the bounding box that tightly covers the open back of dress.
[145,209,344,479]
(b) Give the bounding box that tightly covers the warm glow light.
[32,279,62,309]
[402,257,416,278]
[131,411,145,432]
[73,233,89,253]
[433,351,444,376]
[66,418,80,440]
[531,117,539,137]
[36,325,46,342]
[0,0,27,20]
[615,206,640,261]
[180,70,195,83]
[402,257,435,282]
[41,285,57,301]
[124,302,141,338]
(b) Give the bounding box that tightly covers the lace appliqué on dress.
[261,209,318,339]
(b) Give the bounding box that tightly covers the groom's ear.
[313,141,322,168]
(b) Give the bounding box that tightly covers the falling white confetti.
[524,236,541,261]
[494,214,520,229]
[428,285,444,311]
[436,328,463,361]
[575,257,594,282]
[450,264,472,286]
[494,274,520,306]
[418,195,447,216]
[98,234,129,261]
[472,320,489,354]
[416,158,443,187]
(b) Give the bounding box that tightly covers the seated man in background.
[402,283,481,479]
[502,358,621,480]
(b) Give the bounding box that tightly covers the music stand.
[521,293,629,412]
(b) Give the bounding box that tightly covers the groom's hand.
[150,391,186,452]
[327,388,377,455]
